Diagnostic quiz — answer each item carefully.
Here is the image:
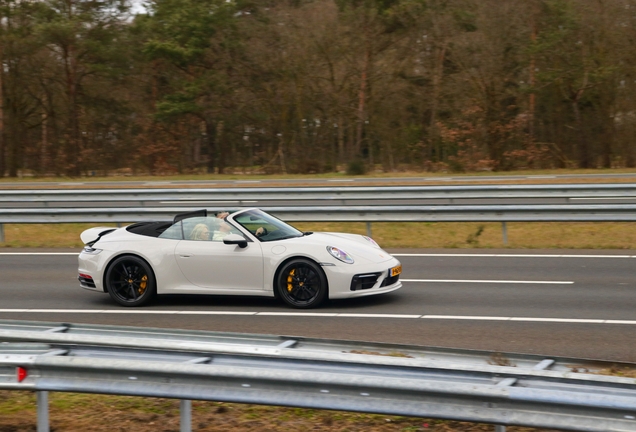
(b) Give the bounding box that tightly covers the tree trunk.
[216,120,225,174]
[0,44,4,178]
[337,116,344,164]
[428,44,446,163]
[206,120,216,174]
[572,100,590,168]
[41,111,48,175]
[355,53,367,158]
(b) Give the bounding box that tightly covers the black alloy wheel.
[276,258,327,308]
[105,255,156,307]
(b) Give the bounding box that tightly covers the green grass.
[0,391,557,431]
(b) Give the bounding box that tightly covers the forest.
[0,0,635,177]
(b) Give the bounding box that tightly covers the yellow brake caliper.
[287,269,295,292]
[139,275,148,294]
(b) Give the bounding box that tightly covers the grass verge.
[0,391,563,432]
[3,221,636,249]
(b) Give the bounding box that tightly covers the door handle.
[179,254,192,258]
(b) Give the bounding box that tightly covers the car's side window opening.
[180,216,242,242]
[158,221,183,240]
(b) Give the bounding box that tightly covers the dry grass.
[2,168,636,189]
[292,221,636,249]
[0,391,563,432]
[597,366,636,378]
[0,223,119,248]
[3,221,636,249]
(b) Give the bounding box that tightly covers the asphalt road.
[0,248,635,362]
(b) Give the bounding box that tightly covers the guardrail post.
[37,391,49,432]
[366,222,372,238]
[180,399,191,432]
[495,425,506,432]
[502,222,508,245]
[0,223,4,242]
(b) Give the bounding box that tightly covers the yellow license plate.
[390,265,402,277]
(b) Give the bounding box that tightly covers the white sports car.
[78,208,402,308]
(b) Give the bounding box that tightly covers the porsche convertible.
[78,208,402,308]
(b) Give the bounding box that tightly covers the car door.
[174,218,264,292]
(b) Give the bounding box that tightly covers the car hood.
[293,232,394,264]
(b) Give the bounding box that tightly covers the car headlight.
[327,246,354,264]
[82,246,102,255]
[363,236,380,248]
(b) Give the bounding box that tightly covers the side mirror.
[223,234,248,248]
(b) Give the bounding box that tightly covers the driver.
[216,211,267,238]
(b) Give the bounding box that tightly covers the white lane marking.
[422,315,509,321]
[571,197,636,201]
[257,312,339,317]
[420,316,635,324]
[0,309,634,324]
[393,253,634,258]
[0,253,79,256]
[236,180,261,183]
[527,175,557,179]
[328,179,354,182]
[402,279,573,285]
[509,317,604,323]
[159,201,257,204]
[1,252,629,259]
[176,311,256,315]
[335,313,421,319]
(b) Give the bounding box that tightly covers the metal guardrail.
[2,204,636,223]
[0,320,635,432]
[1,184,636,243]
[2,183,636,205]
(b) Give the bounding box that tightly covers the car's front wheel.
[104,255,156,307]
[276,258,327,308]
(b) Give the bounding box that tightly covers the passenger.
[213,220,234,241]
[213,212,234,241]
[189,223,211,240]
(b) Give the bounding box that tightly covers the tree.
[34,0,131,176]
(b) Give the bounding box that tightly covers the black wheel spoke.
[114,267,127,279]
[279,262,324,308]
[106,258,155,306]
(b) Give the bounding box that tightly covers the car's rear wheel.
[105,255,156,307]
[276,258,327,308]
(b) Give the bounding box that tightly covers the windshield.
[233,209,303,242]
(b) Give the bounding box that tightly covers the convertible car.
[78,208,402,308]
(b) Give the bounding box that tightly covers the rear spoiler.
[80,227,117,246]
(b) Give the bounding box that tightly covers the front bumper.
[325,257,402,299]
